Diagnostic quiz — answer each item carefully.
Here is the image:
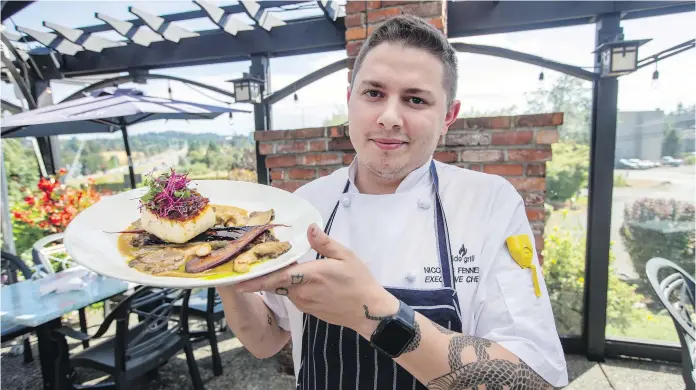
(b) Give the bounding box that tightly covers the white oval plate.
[63,180,322,288]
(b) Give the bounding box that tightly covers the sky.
[2,1,694,139]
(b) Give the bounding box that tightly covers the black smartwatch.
[369,300,416,358]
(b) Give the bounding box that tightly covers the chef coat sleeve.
[473,178,568,387]
[258,292,291,331]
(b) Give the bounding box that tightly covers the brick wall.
[254,112,562,254]
[345,0,447,83]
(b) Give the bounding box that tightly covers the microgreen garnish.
[139,169,209,221]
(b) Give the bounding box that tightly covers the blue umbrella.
[1,88,249,188]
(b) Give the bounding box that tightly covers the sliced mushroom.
[233,241,291,273]
[129,248,186,274]
[225,210,249,226]
[247,209,275,226]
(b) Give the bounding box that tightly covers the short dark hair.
[350,14,458,107]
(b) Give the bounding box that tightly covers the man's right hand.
[216,285,290,359]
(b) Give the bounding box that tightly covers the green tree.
[1,139,40,203]
[661,123,682,157]
[525,74,592,144]
[546,142,590,204]
[543,223,643,335]
[323,107,348,126]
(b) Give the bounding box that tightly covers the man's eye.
[408,97,426,105]
[363,90,382,98]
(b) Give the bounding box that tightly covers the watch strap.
[397,299,415,327]
[369,300,416,358]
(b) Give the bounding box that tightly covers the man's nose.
[376,97,404,130]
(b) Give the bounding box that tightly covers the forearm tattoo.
[427,322,551,390]
[433,322,455,335]
[363,305,390,321]
[267,314,273,326]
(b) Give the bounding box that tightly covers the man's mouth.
[370,138,407,150]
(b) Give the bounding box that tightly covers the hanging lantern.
[594,39,651,77]
[226,72,265,104]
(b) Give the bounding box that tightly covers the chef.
[218,14,568,390]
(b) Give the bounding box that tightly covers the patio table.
[1,273,133,390]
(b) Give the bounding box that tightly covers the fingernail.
[311,224,320,237]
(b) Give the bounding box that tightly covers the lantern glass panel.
[610,47,638,72]
[250,82,261,103]
[235,82,250,102]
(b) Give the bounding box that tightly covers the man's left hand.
[234,223,398,337]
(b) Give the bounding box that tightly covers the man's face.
[347,42,460,181]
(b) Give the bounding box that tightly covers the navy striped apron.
[296,161,463,390]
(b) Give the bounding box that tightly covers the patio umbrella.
[1,87,249,188]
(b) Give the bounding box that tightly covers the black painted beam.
[49,17,345,78]
[1,99,23,114]
[251,55,271,186]
[1,0,34,22]
[447,1,694,38]
[604,338,681,363]
[451,42,598,81]
[583,12,622,363]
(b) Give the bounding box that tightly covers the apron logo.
[452,244,475,264]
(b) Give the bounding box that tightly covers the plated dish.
[63,169,322,288]
[114,170,292,279]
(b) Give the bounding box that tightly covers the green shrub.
[542,224,643,335]
[614,173,628,187]
[620,198,695,286]
[546,142,590,203]
[685,154,696,165]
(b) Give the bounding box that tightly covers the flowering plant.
[10,169,102,255]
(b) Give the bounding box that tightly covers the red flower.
[58,168,67,175]
[12,211,22,219]
[24,195,35,206]
[48,215,61,225]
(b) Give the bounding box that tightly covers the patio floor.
[1,312,686,390]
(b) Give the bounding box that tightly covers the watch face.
[372,319,415,357]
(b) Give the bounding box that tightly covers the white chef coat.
[260,157,569,388]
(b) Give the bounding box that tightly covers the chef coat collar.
[346,155,434,194]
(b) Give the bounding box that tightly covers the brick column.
[345,1,448,83]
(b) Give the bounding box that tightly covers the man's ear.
[442,100,461,136]
[346,86,351,104]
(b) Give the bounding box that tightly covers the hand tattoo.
[275,287,288,296]
[291,274,304,284]
[427,327,550,390]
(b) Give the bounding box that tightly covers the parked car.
[661,156,684,167]
[617,159,640,169]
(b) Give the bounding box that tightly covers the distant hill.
[59,130,254,175]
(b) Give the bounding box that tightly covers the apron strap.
[316,180,350,260]
[430,161,456,290]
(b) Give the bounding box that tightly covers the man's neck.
[354,162,406,195]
